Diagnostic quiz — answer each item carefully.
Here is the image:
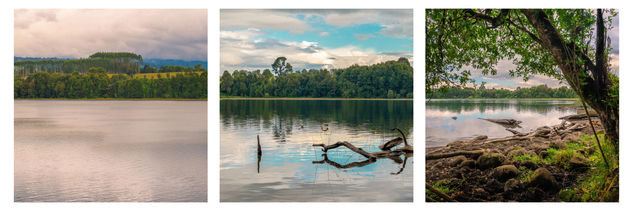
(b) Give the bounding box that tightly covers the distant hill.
[15,57,207,69]
[144,59,207,69]
[14,57,72,62]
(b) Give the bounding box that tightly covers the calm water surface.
[14,100,207,202]
[220,100,413,202]
[426,99,577,147]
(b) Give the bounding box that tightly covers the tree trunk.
[520,9,619,148]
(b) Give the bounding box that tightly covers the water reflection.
[426,99,577,147]
[221,99,413,202]
[14,100,207,202]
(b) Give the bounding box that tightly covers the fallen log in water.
[559,113,599,120]
[479,118,522,127]
[380,137,403,151]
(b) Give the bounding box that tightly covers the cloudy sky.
[220,9,413,72]
[470,11,619,90]
[14,9,207,61]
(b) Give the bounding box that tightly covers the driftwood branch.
[506,128,528,136]
[379,137,403,151]
[559,113,599,120]
[313,141,375,159]
[426,150,484,160]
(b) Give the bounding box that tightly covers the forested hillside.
[14,52,143,76]
[220,58,413,98]
[14,52,207,99]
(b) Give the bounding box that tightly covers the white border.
[1,0,631,211]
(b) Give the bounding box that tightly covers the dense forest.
[141,63,206,73]
[220,57,413,98]
[14,52,207,99]
[15,68,207,99]
[433,84,578,99]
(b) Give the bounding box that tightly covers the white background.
[1,0,630,210]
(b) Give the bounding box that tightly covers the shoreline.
[425,116,618,202]
[426,98,579,101]
[220,97,413,101]
[15,98,207,101]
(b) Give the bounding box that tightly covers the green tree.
[426,9,619,144]
[271,57,290,76]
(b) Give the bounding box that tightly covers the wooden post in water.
[257,135,262,173]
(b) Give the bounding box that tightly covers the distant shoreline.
[220,97,413,101]
[426,98,579,100]
[15,98,207,101]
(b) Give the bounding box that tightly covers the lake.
[426,99,578,147]
[14,100,207,202]
[220,99,413,202]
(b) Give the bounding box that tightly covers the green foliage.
[517,166,534,183]
[15,52,144,76]
[568,133,618,201]
[14,70,207,99]
[433,85,577,99]
[220,58,413,98]
[513,154,542,164]
[426,179,452,201]
[426,9,616,95]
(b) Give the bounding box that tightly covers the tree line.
[433,84,578,99]
[14,67,207,99]
[141,63,205,73]
[14,52,143,76]
[220,57,413,98]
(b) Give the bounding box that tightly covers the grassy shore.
[15,98,207,101]
[220,96,413,101]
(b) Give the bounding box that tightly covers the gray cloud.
[220,29,407,72]
[14,9,207,61]
[221,9,413,39]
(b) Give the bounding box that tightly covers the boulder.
[529,167,559,191]
[504,178,521,192]
[493,165,519,181]
[520,160,538,170]
[459,159,476,169]
[477,153,506,170]
[450,155,467,167]
[507,148,528,158]
[569,155,589,171]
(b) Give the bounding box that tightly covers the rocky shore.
[426,115,618,202]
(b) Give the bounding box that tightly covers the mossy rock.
[529,167,559,191]
[504,178,521,192]
[520,160,538,170]
[477,153,506,170]
[508,148,528,158]
[493,165,519,181]
[450,155,467,167]
[568,155,589,171]
[459,159,476,169]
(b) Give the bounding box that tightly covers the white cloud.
[15,9,207,61]
[221,9,412,39]
[319,32,330,37]
[220,9,313,34]
[220,29,404,71]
